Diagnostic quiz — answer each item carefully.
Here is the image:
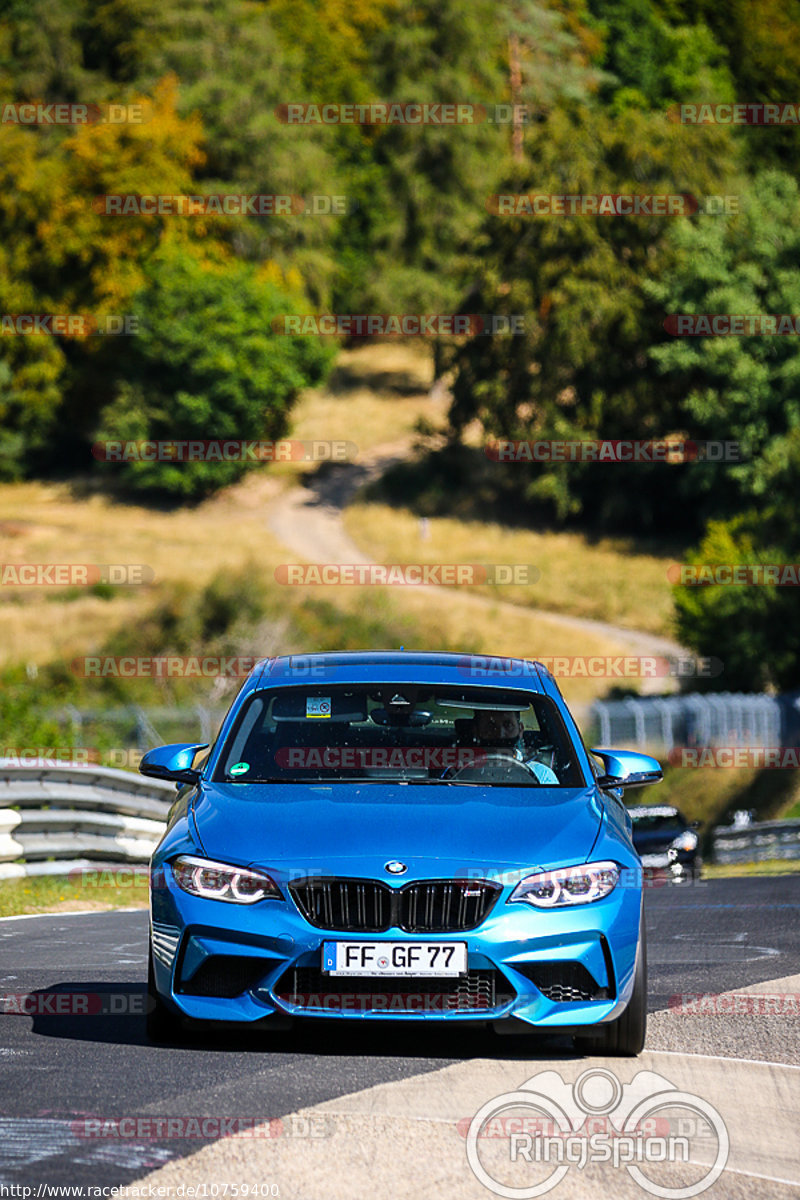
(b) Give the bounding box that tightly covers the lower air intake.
[275,967,513,1013]
[518,961,606,1003]
[179,955,271,998]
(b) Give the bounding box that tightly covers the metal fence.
[0,760,173,880]
[47,704,228,751]
[590,692,784,753]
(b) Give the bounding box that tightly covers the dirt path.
[265,443,688,689]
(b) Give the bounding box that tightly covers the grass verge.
[0,872,149,918]
[702,860,800,878]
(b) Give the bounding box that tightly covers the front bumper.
[150,865,642,1029]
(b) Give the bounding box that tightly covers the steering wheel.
[523,733,571,777]
[443,754,542,785]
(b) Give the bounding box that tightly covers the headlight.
[508,861,619,908]
[171,855,281,904]
[670,830,698,852]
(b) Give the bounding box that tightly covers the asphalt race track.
[1,876,798,1198]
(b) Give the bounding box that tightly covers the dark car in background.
[628,804,702,882]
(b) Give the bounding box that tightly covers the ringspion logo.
[464,1067,728,1197]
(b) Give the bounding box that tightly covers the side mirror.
[139,742,209,785]
[591,748,663,790]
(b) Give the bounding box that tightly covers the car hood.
[191,780,605,875]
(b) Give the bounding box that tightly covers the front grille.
[179,955,271,998]
[517,961,605,1003]
[289,878,500,933]
[275,967,512,1013]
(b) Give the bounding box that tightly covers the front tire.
[575,912,647,1057]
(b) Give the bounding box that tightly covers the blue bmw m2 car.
[140,651,662,1055]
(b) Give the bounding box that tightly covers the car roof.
[246,651,552,695]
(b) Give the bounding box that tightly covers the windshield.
[214,683,584,787]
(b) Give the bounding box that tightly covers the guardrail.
[712,818,800,864]
[0,759,174,880]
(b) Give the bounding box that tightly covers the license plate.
[323,941,467,977]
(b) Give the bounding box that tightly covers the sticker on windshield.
[229,761,250,776]
[306,697,332,719]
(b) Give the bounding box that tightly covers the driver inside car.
[473,709,560,785]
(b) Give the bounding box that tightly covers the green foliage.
[94,247,334,498]
[585,0,734,111]
[647,170,800,525]
[446,103,739,531]
[674,514,800,691]
[2,0,800,688]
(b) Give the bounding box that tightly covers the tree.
[674,508,800,692]
[647,169,800,526]
[94,245,334,498]
[445,103,738,529]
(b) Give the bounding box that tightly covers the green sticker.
[229,761,250,776]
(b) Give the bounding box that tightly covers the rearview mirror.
[591,748,663,790]
[139,742,209,785]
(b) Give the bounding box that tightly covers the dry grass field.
[0,343,681,711]
[343,504,677,637]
